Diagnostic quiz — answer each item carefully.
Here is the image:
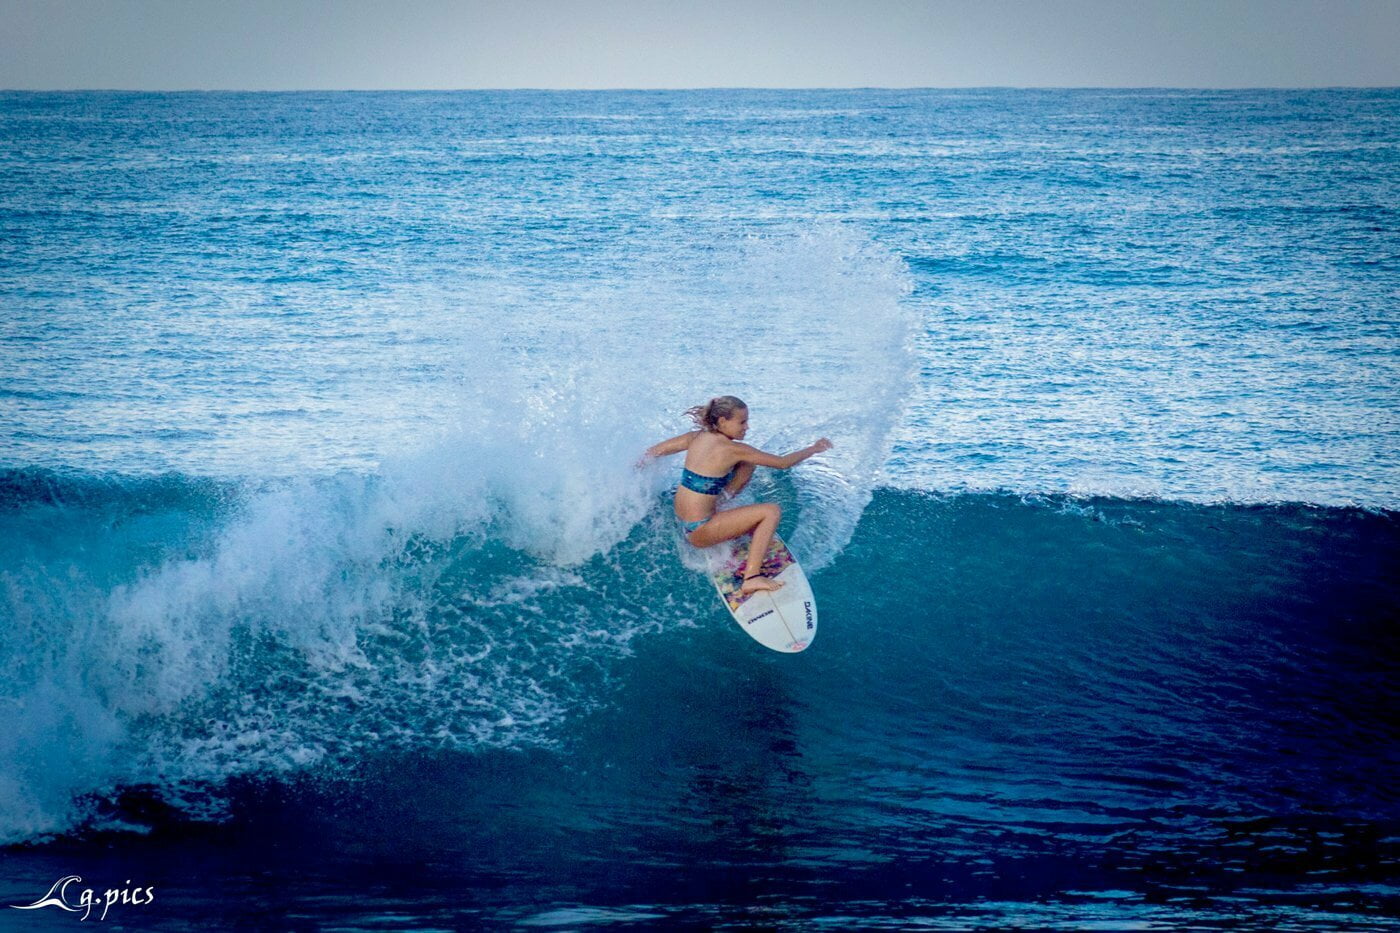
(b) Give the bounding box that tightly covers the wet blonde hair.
[686,395,747,431]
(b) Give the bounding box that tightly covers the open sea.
[1,89,1398,929]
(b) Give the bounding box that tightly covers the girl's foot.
[741,572,783,595]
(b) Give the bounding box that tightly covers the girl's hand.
[811,438,833,454]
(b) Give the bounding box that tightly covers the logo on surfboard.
[747,608,775,625]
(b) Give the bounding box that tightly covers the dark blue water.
[2,90,1398,928]
[1,472,1396,928]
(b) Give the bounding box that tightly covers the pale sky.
[2,0,1397,90]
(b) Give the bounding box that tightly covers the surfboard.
[709,531,817,653]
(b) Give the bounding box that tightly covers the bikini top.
[680,466,735,496]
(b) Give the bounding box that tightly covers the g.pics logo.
[10,875,154,922]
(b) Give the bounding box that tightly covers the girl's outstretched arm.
[732,438,833,470]
[641,430,700,463]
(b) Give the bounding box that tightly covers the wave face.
[2,477,1395,925]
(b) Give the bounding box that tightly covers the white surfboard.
[709,531,817,653]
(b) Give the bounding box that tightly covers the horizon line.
[4,85,1399,93]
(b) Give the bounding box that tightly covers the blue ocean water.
[1,89,1398,928]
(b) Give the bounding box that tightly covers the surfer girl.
[643,395,832,596]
